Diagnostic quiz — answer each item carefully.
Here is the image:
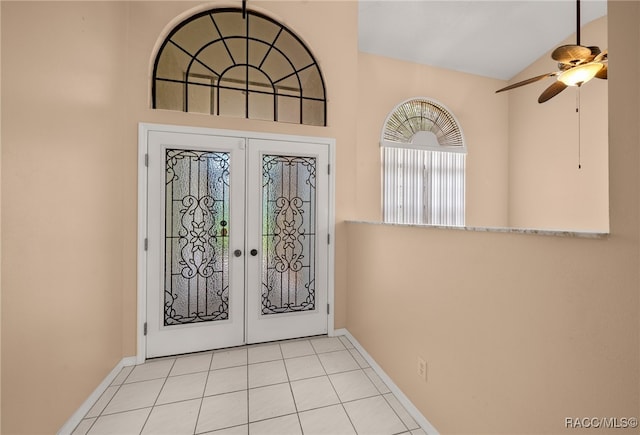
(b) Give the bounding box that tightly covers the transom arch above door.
[152,7,327,126]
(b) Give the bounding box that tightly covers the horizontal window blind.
[383,147,465,226]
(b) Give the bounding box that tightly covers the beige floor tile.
[85,386,118,418]
[248,360,288,388]
[248,413,301,435]
[211,348,247,370]
[196,390,248,433]
[202,424,248,434]
[141,399,201,434]
[329,370,379,402]
[310,337,345,353]
[103,379,164,414]
[248,344,283,364]
[290,376,340,411]
[71,418,96,435]
[170,352,213,376]
[284,354,325,381]
[248,383,296,422]
[126,359,175,383]
[364,367,392,394]
[280,340,315,359]
[338,336,355,349]
[156,371,207,405]
[348,348,370,368]
[317,350,359,374]
[110,366,134,386]
[298,404,356,435]
[384,393,420,430]
[205,365,248,396]
[87,408,151,434]
[343,396,407,435]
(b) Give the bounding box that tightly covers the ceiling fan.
[496,0,607,103]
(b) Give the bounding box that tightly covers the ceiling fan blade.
[594,49,608,63]
[551,44,593,65]
[582,46,601,63]
[538,80,568,103]
[495,72,557,93]
[595,64,608,79]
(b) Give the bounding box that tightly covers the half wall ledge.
[346,221,609,239]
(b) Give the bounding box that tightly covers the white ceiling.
[358,0,607,80]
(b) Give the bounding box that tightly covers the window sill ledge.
[346,221,609,239]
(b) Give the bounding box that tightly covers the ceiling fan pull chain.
[577,87,582,169]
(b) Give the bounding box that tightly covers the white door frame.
[137,122,336,363]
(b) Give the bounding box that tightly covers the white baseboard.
[57,356,137,435]
[333,328,440,435]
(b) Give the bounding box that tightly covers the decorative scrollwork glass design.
[262,155,317,314]
[153,8,326,126]
[165,149,231,325]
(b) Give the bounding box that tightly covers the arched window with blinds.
[381,98,466,226]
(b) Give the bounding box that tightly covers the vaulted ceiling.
[358,0,607,80]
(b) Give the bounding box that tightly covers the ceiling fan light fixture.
[558,62,604,86]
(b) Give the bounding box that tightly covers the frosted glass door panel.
[246,139,329,343]
[147,131,245,358]
[164,150,230,325]
[261,155,317,315]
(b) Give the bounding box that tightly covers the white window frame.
[381,97,466,227]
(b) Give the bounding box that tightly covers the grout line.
[137,358,177,434]
[245,349,250,432]
[313,337,360,434]
[280,342,305,434]
[381,393,412,434]
[194,352,215,435]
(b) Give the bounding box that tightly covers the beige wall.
[507,16,609,231]
[1,1,357,433]
[356,52,510,227]
[347,2,639,434]
[0,2,3,430]
[2,3,129,433]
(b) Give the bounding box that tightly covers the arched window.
[381,98,466,226]
[153,8,326,126]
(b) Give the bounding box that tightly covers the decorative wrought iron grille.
[261,154,317,314]
[383,98,464,148]
[165,149,231,325]
[153,8,326,126]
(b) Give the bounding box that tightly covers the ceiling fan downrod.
[576,0,581,46]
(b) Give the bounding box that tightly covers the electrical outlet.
[417,357,427,381]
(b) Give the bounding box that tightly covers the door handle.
[250,249,258,256]
[234,249,242,257]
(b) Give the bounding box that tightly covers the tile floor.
[72,335,426,435]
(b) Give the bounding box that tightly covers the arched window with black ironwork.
[381,98,466,226]
[153,8,326,126]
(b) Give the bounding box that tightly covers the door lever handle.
[250,249,258,256]
[234,249,242,257]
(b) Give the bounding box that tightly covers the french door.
[145,129,330,358]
